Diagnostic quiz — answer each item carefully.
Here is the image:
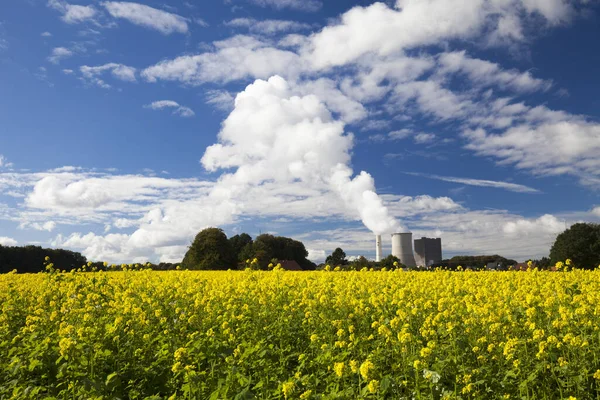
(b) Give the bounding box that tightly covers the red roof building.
[279,260,303,271]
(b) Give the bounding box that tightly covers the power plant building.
[391,233,417,267]
[375,235,382,262]
[414,237,442,267]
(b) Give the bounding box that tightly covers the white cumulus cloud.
[0,237,18,246]
[201,75,402,234]
[503,214,566,236]
[303,0,573,69]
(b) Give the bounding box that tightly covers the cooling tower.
[375,235,382,262]
[391,233,416,267]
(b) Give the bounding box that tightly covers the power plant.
[375,233,441,267]
[375,235,382,262]
[414,237,442,267]
[391,232,417,267]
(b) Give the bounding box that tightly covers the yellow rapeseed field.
[2,267,600,399]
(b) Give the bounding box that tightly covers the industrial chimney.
[391,232,416,267]
[375,235,382,262]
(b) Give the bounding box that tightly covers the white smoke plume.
[202,75,403,234]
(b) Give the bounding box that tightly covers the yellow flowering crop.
[1,268,600,398]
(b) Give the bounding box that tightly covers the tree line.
[2,222,599,273]
[0,245,87,274]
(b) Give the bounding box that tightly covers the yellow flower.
[462,383,474,394]
[555,261,564,270]
[171,362,183,373]
[558,357,568,368]
[282,381,294,399]
[367,379,379,393]
[299,390,312,399]
[174,347,187,361]
[359,360,374,380]
[593,370,600,380]
[334,362,345,377]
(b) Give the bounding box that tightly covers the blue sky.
[0,0,599,263]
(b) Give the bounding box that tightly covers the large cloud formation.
[202,75,403,234]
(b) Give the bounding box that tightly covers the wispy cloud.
[102,2,188,34]
[405,172,540,193]
[246,0,322,12]
[80,63,137,88]
[144,100,195,117]
[205,90,234,112]
[414,133,436,144]
[41,31,53,37]
[48,47,73,64]
[225,18,312,35]
[47,0,97,24]
[0,155,13,169]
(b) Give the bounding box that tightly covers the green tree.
[531,257,552,270]
[349,256,372,270]
[379,254,401,270]
[229,233,253,263]
[0,244,87,273]
[325,248,348,267]
[182,228,235,270]
[550,223,600,269]
[246,234,315,270]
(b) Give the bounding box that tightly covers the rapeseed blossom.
[1,264,599,398]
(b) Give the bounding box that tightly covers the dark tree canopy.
[531,257,552,269]
[182,228,235,270]
[550,223,600,269]
[229,233,253,263]
[349,256,371,270]
[248,234,315,270]
[0,245,87,273]
[438,255,518,269]
[379,254,401,270]
[325,248,348,266]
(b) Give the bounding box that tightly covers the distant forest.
[0,245,179,274]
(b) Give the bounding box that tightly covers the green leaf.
[106,372,120,388]
[380,376,392,392]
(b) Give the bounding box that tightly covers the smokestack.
[375,234,382,262]
[391,232,417,267]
